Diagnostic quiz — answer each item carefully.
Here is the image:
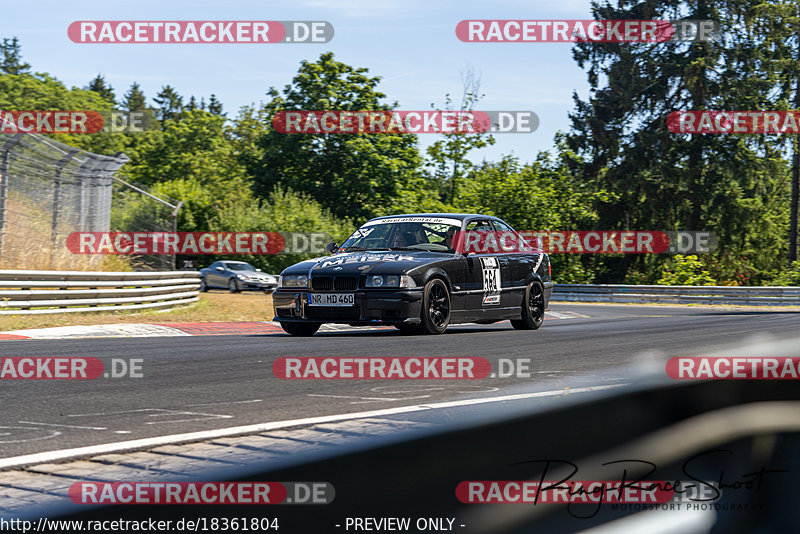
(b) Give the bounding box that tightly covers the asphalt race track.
[1,303,799,459]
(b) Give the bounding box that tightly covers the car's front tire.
[228,278,240,293]
[393,322,422,334]
[199,277,208,292]
[280,322,322,336]
[511,281,545,330]
[420,278,450,334]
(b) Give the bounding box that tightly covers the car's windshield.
[340,218,461,252]
[226,263,256,271]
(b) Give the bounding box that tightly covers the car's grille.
[311,276,358,291]
[334,276,358,291]
[311,276,332,290]
[306,307,360,320]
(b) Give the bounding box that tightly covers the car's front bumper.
[272,288,424,324]
[238,280,278,291]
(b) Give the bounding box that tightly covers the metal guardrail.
[0,270,200,314]
[552,284,800,306]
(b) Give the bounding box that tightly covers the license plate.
[307,293,355,307]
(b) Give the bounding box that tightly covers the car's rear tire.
[199,277,208,292]
[420,278,450,335]
[228,278,240,293]
[280,322,321,336]
[511,281,545,330]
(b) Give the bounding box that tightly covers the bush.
[771,261,800,286]
[206,187,354,274]
[656,255,717,286]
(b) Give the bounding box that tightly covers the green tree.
[0,37,30,75]
[453,143,605,283]
[127,109,244,190]
[153,85,183,122]
[86,74,116,104]
[246,52,424,221]
[207,94,223,115]
[0,71,127,154]
[568,0,791,284]
[426,67,495,203]
[123,82,147,111]
[123,82,159,135]
[753,1,800,262]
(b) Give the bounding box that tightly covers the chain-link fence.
[110,177,182,271]
[0,133,128,269]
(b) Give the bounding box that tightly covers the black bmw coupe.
[272,213,553,335]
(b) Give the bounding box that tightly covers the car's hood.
[282,251,453,276]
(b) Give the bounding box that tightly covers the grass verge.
[0,291,273,332]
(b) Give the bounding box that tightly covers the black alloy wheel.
[511,281,545,330]
[420,278,450,334]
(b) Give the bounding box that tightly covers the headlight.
[365,275,416,288]
[280,274,308,288]
[398,275,416,288]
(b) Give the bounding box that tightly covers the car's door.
[206,261,225,287]
[420,222,468,318]
[463,219,505,319]
[491,219,525,309]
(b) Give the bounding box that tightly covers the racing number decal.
[480,257,501,305]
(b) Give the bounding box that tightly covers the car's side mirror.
[325,242,339,254]
[215,266,224,271]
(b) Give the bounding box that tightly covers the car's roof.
[366,213,501,222]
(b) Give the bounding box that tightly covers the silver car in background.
[199,260,278,293]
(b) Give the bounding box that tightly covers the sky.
[2,0,598,163]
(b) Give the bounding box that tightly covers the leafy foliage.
[0,37,29,74]
[245,52,423,222]
[771,261,800,286]
[86,74,116,104]
[657,255,717,286]
[2,27,798,284]
[208,188,354,273]
[153,85,183,122]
